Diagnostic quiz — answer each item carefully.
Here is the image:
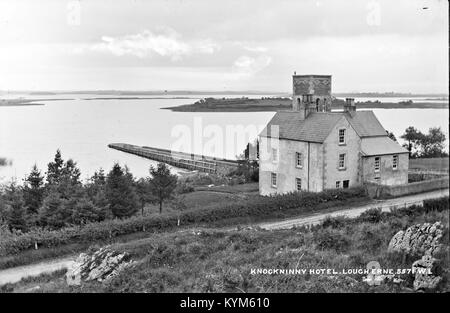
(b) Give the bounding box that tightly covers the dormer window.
[338,129,346,145]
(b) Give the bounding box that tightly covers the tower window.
[316,99,320,112]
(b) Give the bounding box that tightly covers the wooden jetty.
[108,143,239,174]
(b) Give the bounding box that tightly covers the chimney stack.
[344,98,356,113]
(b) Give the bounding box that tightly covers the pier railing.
[108,143,239,174]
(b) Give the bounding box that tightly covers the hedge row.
[0,187,367,256]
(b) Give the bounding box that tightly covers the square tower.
[292,74,332,118]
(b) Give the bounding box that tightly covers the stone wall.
[365,177,449,198]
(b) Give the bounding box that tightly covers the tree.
[3,181,27,232]
[148,163,178,214]
[400,126,448,158]
[400,127,425,158]
[420,127,448,158]
[85,169,110,216]
[62,159,81,186]
[105,163,140,218]
[71,197,106,225]
[23,164,45,215]
[135,177,153,216]
[46,149,64,185]
[38,187,70,229]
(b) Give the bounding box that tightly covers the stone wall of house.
[362,153,409,186]
[259,136,323,195]
[322,115,362,190]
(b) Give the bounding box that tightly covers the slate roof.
[360,137,409,156]
[260,110,388,143]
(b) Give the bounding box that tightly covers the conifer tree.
[23,164,45,215]
[105,163,139,218]
[148,163,178,214]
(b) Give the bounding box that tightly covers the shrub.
[357,207,383,223]
[321,216,350,229]
[355,223,387,253]
[313,227,351,252]
[175,182,195,194]
[423,196,449,213]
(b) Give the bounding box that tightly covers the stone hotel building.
[259,74,409,195]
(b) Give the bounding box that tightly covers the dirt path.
[0,188,447,286]
[257,188,449,230]
[0,256,76,286]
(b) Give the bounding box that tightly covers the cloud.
[88,28,220,61]
[243,46,268,53]
[232,55,272,76]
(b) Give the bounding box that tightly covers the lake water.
[0,95,448,183]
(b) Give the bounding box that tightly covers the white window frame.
[392,155,398,170]
[374,156,381,173]
[336,181,340,189]
[271,172,277,188]
[272,148,278,163]
[338,153,346,170]
[338,128,346,145]
[296,177,302,191]
[296,152,303,168]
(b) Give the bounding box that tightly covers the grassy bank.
[4,197,448,293]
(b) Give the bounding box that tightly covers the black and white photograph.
[0,0,449,301]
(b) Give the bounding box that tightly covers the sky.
[0,0,448,93]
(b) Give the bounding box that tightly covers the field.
[409,158,449,172]
[3,197,448,293]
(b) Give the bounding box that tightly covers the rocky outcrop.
[66,247,135,286]
[412,254,442,291]
[388,222,443,256]
[388,222,445,292]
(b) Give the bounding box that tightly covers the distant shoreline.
[163,98,449,112]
